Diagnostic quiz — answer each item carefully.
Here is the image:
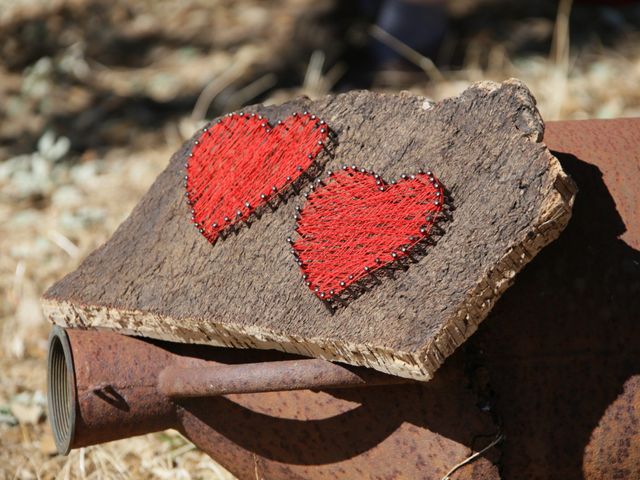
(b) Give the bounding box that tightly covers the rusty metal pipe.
[47,324,498,479]
[47,325,409,455]
[47,326,176,454]
[159,359,409,398]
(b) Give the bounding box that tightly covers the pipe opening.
[47,327,77,455]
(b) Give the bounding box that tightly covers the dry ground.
[1,0,639,478]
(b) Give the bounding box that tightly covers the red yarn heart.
[292,167,445,301]
[186,112,330,242]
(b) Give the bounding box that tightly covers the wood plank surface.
[42,79,576,380]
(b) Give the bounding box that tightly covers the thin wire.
[186,112,328,243]
[294,168,444,299]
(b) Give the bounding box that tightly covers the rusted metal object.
[48,326,175,452]
[159,359,410,398]
[48,325,499,479]
[470,118,640,479]
[48,326,410,449]
[545,119,639,249]
[582,376,640,479]
[47,118,639,479]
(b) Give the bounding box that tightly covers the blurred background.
[0,0,638,478]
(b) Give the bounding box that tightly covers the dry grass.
[1,0,639,478]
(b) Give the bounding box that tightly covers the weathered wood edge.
[416,80,577,375]
[41,80,577,381]
[421,154,576,374]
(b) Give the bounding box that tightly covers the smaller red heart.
[186,112,330,243]
[292,167,445,301]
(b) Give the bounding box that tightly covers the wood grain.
[42,79,576,380]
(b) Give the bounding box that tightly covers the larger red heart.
[186,112,330,243]
[292,167,445,301]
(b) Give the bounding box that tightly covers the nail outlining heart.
[185,112,330,243]
[291,166,446,301]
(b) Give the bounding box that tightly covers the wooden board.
[42,79,576,381]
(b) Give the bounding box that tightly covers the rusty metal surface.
[467,118,640,479]
[582,375,640,479]
[61,327,176,450]
[177,382,500,479]
[545,119,640,250]
[176,352,500,480]
[159,358,411,398]
[50,326,499,479]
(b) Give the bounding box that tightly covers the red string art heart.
[291,166,446,302]
[185,112,331,243]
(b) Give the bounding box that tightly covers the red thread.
[292,167,445,300]
[186,112,329,243]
